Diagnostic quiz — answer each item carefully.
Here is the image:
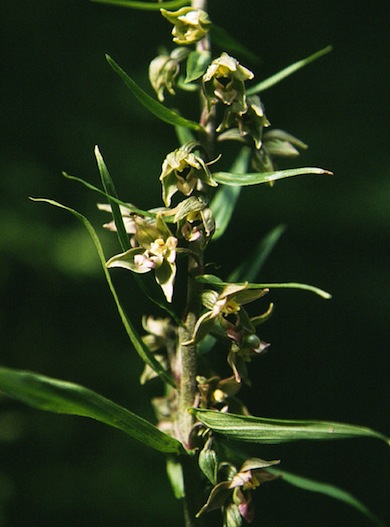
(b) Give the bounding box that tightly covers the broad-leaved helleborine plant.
[0,1,388,526]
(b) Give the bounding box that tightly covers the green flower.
[149,47,189,102]
[218,95,271,149]
[203,52,254,115]
[160,141,218,207]
[185,279,271,383]
[197,458,280,526]
[106,215,178,303]
[252,129,308,173]
[160,7,211,46]
[184,281,267,346]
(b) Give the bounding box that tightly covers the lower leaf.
[0,367,183,454]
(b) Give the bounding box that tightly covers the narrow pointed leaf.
[106,55,202,131]
[30,198,176,388]
[192,409,390,445]
[247,45,333,95]
[213,167,332,187]
[91,0,190,9]
[228,224,286,282]
[210,147,250,241]
[270,468,386,527]
[196,275,331,299]
[0,367,182,454]
[95,146,131,252]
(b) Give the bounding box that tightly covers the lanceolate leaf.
[91,0,190,10]
[95,146,131,252]
[196,275,331,300]
[192,409,390,446]
[0,367,182,454]
[247,45,333,95]
[270,468,386,527]
[213,167,332,186]
[30,198,176,388]
[106,55,202,131]
[228,224,286,282]
[210,147,250,241]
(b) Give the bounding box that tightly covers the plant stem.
[177,2,213,525]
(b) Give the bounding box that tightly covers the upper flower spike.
[160,7,211,46]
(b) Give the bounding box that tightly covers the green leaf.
[106,55,202,131]
[0,367,182,454]
[185,50,211,83]
[247,45,333,95]
[271,468,386,527]
[192,409,390,446]
[91,0,190,10]
[228,224,286,282]
[210,25,259,64]
[213,166,332,186]
[95,146,131,252]
[196,275,331,300]
[210,147,250,241]
[30,198,176,388]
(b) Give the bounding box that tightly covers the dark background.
[0,1,389,526]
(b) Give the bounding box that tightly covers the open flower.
[203,52,254,114]
[184,281,267,346]
[160,7,211,45]
[160,141,218,207]
[106,215,178,302]
[197,458,280,526]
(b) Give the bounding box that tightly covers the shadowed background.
[0,1,389,525]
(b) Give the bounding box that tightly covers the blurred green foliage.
[0,1,389,526]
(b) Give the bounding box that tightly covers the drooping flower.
[203,52,254,116]
[149,47,189,102]
[184,278,271,383]
[197,458,280,526]
[252,129,308,173]
[160,141,218,207]
[160,7,211,46]
[106,214,178,303]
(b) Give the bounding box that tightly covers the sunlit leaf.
[192,409,390,445]
[95,146,130,252]
[210,147,250,241]
[106,55,202,131]
[228,224,286,282]
[271,468,386,527]
[185,50,211,83]
[0,367,182,454]
[30,198,176,388]
[247,45,333,95]
[196,275,331,299]
[91,0,190,10]
[213,167,332,186]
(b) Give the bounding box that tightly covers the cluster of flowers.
[102,7,303,526]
